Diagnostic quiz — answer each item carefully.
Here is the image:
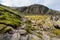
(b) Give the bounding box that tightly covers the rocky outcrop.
[15,4,60,15]
[15,4,49,14]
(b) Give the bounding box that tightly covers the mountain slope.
[15,4,60,15]
[0,4,60,40]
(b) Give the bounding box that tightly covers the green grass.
[25,15,53,27]
[51,29,60,35]
[0,5,23,33]
[25,15,49,20]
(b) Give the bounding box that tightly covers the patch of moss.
[25,24,37,34]
[51,29,60,35]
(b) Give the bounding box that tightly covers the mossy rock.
[0,24,12,33]
[24,24,38,34]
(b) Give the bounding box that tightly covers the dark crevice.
[54,25,60,29]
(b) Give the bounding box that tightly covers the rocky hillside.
[0,4,60,40]
[0,4,24,33]
[15,4,60,15]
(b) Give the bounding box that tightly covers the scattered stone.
[19,29,27,35]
